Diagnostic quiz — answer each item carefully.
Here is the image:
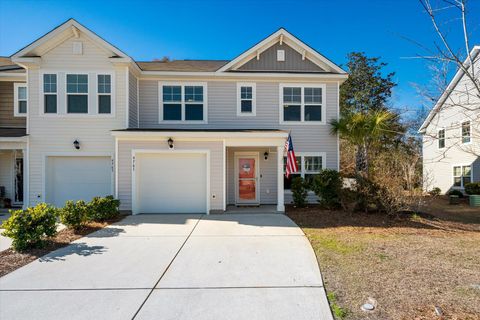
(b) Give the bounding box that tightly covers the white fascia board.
[0,136,28,143]
[0,73,26,81]
[112,131,289,140]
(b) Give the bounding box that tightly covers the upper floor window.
[14,83,27,117]
[67,74,88,113]
[453,165,471,188]
[159,83,206,122]
[438,129,445,149]
[283,153,324,190]
[461,121,471,144]
[237,83,256,116]
[98,74,111,114]
[43,74,57,113]
[280,84,325,123]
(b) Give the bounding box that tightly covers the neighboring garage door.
[46,156,112,207]
[134,152,207,214]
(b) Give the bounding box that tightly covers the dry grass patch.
[288,199,480,320]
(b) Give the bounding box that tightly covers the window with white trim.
[281,84,324,123]
[14,83,27,117]
[453,165,471,188]
[438,129,445,149]
[283,154,324,190]
[237,83,256,116]
[67,74,88,113]
[461,121,471,144]
[160,83,206,122]
[43,74,57,113]
[97,74,111,114]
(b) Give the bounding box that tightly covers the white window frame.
[42,73,58,114]
[236,82,256,116]
[97,74,112,114]
[279,83,326,124]
[461,121,471,144]
[158,82,208,124]
[66,73,89,114]
[452,164,472,189]
[437,128,446,149]
[13,83,27,117]
[283,152,326,191]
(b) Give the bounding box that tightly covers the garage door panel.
[135,153,207,214]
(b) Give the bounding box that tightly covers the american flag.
[284,134,298,178]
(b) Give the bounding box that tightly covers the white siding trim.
[236,82,256,116]
[136,78,140,128]
[125,67,129,127]
[223,139,226,211]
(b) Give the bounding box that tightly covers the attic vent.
[72,41,83,55]
[277,49,285,62]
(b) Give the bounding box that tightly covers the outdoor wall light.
[73,140,80,150]
[264,151,269,160]
[167,138,174,149]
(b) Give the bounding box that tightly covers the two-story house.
[420,46,479,193]
[0,19,347,214]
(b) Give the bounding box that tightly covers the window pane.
[185,104,203,121]
[463,177,471,185]
[185,86,203,102]
[453,177,462,187]
[284,174,301,190]
[304,87,321,103]
[98,95,111,114]
[283,87,301,103]
[98,74,111,94]
[43,74,57,93]
[67,95,88,113]
[438,129,445,148]
[241,86,252,99]
[305,105,322,121]
[462,122,471,143]
[18,87,27,100]
[284,105,301,121]
[67,74,88,93]
[163,86,181,102]
[44,95,57,113]
[463,166,471,177]
[241,100,252,113]
[305,156,322,172]
[18,101,27,113]
[453,166,461,177]
[163,103,181,120]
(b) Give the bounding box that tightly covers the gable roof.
[217,28,346,74]
[0,57,24,73]
[137,60,228,72]
[419,46,480,133]
[11,18,131,60]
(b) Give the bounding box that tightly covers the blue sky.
[1,0,479,116]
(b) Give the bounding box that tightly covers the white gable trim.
[11,19,131,61]
[217,28,346,74]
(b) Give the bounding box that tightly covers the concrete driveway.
[0,214,332,320]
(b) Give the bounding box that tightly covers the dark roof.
[0,57,24,73]
[0,127,27,137]
[137,60,229,72]
[114,128,287,133]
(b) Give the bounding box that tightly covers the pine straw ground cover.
[0,215,126,277]
[287,197,480,320]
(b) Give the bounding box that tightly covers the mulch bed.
[0,216,125,277]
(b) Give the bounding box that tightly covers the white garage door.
[134,153,207,214]
[46,156,112,207]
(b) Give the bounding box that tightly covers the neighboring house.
[419,46,480,194]
[0,19,347,214]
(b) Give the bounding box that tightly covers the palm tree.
[330,110,397,177]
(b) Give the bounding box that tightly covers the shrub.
[428,187,441,197]
[1,203,58,251]
[87,195,120,222]
[464,182,480,195]
[312,169,342,209]
[59,200,90,230]
[291,176,308,207]
[448,189,464,198]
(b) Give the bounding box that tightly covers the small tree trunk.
[355,144,368,176]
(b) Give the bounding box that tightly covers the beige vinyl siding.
[0,82,26,128]
[117,140,224,212]
[227,147,277,205]
[237,43,325,72]
[128,71,138,128]
[27,35,127,206]
[139,80,339,170]
[0,151,14,200]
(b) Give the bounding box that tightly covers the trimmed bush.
[448,189,464,198]
[312,169,342,209]
[464,182,480,195]
[59,200,90,230]
[291,176,308,208]
[1,203,58,251]
[428,187,441,197]
[87,195,120,222]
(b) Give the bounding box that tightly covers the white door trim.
[234,151,260,205]
[131,149,211,215]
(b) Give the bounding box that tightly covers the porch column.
[276,146,285,212]
[22,148,28,210]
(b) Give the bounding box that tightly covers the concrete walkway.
[0,214,332,320]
